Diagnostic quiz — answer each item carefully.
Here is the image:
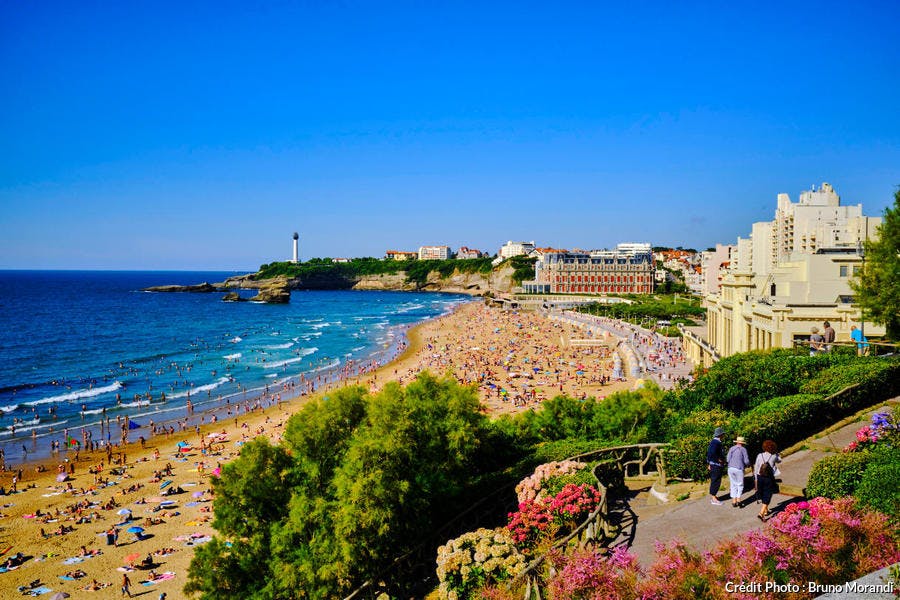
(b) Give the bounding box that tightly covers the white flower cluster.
[515,460,584,503]
[436,527,526,600]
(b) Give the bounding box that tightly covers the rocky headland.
[142,264,517,303]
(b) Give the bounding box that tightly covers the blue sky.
[1,1,898,270]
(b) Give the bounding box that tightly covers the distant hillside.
[222,257,522,295]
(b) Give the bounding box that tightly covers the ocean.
[0,271,470,464]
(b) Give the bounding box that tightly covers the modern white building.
[683,183,883,366]
[498,241,536,260]
[418,245,452,260]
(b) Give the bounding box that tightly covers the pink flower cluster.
[491,497,900,599]
[515,460,584,504]
[506,483,602,553]
[844,425,878,452]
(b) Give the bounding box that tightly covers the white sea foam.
[24,381,124,407]
[1,404,18,413]
[266,343,293,350]
[223,353,242,360]
[263,348,318,369]
[310,323,331,330]
[230,336,243,343]
[309,358,340,373]
[168,377,231,399]
[396,303,425,314]
[265,374,278,378]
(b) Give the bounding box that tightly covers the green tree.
[185,438,295,599]
[851,188,900,340]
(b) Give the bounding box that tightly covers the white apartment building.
[684,183,883,366]
[699,244,735,295]
[498,241,536,260]
[418,245,452,260]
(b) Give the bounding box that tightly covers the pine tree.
[851,188,900,341]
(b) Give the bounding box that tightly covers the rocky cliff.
[144,265,518,302]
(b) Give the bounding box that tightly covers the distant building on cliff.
[418,245,452,260]
[384,250,418,261]
[521,243,655,294]
[498,240,536,260]
[457,246,484,259]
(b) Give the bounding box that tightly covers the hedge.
[852,446,900,520]
[806,452,874,499]
[799,358,900,397]
[664,433,711,481]
[676,349,855,413]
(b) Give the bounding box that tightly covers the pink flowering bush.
[545,546,641,599]
[484,497,900,599]
[515,460,585,503]
[507,483,603,554]
[844,409,898,452]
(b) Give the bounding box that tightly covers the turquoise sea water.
[0,271,469,463]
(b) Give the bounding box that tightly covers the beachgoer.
[706,426,726,505]
[754,439,782,521]
[726,436,751,507]
[122,572,132,597]
[823,321,835,352]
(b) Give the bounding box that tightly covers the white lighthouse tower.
[291,232,299,263]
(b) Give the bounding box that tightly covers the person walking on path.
[726,436,751,507]
[754,439,782,521]
[823,321,835,352]
[707,426,726,505]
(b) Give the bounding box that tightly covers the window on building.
[839,265,849,277]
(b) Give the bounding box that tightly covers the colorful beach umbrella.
[124,552,141,564]
[126,526,144,534]
[117,508,132,516]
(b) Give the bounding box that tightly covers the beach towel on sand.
[141,572,175,585]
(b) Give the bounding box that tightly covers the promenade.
[618,403,898,570]
[550,311,694,389]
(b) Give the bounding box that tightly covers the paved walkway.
[553,312,694,389]
[618,404,896,567]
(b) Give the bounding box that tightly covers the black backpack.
[758,459,774,477]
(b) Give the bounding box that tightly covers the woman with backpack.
[754,439,782,521]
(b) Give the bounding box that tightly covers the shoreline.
[0,300,631,597]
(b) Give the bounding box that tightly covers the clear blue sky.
[2,1,898,270]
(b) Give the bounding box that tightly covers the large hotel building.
[522,243,655,294]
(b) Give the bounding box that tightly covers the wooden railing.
[507,443,669,599]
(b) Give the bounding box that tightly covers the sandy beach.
[0,301,633,598]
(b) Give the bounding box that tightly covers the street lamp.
[856,219,869,352]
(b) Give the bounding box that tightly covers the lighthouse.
[291,232,299,263]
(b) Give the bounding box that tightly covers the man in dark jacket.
[707,426,726,505]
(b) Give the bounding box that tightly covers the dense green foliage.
[806,452,874,499]
[186,375,500,599]
[854,446,900,519]
[186,348,900,597]
[503,255,537,284]
[851,188,900,340]
[674,349,855,413]
[254,257,494,287]
[577,294,705,326]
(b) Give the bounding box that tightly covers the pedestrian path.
[553,312,694,389]
[616,402,897,567]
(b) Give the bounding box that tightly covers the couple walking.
[707,427,781,520]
